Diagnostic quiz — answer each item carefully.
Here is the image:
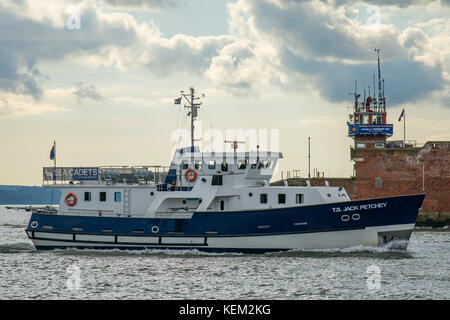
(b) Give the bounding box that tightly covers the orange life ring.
[65,193,77,207]
[184,168,198,182]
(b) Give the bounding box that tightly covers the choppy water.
[0,206,449,300]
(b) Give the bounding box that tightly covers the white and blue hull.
[26,194,424,253]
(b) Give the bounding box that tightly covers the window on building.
[114,192,122,202]
[84,192,91,201]
[296,194,304,204]
[375,178,382,188]
[99,192,106,202]
[260,193,268,204]
[356,143,366,148]
[375,142,385,148]
[278,194,286,204]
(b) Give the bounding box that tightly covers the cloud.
[100,0,180,10]
[0,92,68,118]
[73,82,105,103]
[207,0,449,106]
[0,0,235,102]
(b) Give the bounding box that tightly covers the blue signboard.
[348,124,393,135]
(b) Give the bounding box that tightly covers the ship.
[25,54,425,253]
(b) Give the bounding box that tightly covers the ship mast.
[177,87,204,150]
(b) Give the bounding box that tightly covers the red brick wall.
[351,141,450,213]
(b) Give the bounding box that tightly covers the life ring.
[65,193,77,207]
[184,168,198,182]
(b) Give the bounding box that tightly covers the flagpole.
[53,140,56,185]
[403,109,406,147]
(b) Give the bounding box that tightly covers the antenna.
[375,48,383,111]
[176,87,203,150]
[224,140,245,153]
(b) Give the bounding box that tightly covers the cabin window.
[221,162,228,172]
[238,159,247,169]
[182,161,189,170]
[114,192,122,202]
[84,192,91,201]
[208,160,216,169]
[220,200,225,211]
[296,194,304,204]
[278,194,286,204]
[99,192,106,202]
[212,175,223,185]
[195,161,202,170]
[260,194,268,204]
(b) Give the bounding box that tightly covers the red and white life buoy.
[65,193,77,207]
[184,168,198,182]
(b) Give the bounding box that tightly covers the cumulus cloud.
[0,0,234,104]
[0,0,448,113]
[73,82,104,103]
[204,0,448,106]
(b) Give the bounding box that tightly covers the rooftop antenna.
[375,48,383,111]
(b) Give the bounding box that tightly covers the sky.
[0,0,449,186]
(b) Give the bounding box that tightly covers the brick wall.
[351,141,450,213]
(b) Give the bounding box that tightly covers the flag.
[174,97,181,104]
[398,108,405,121]
[50,144,55,160]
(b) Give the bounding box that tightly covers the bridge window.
[195,161,202,170]
[221,162,228,172]
[84,192,91,201]
[99,192,106,202]
[208,160,216,169]
[278,194,286,204]
[260,194,268,204]
[238,159,247,169]
[114,192,122,202]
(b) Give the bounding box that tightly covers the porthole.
[30,221,38,228]
[151,226,159,233]
[341,214,350,222]
[249,193,253,197]
[150,192,154,196]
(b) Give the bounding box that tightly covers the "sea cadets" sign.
[43,167,99,181]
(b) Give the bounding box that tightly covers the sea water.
[0,206,448,300]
